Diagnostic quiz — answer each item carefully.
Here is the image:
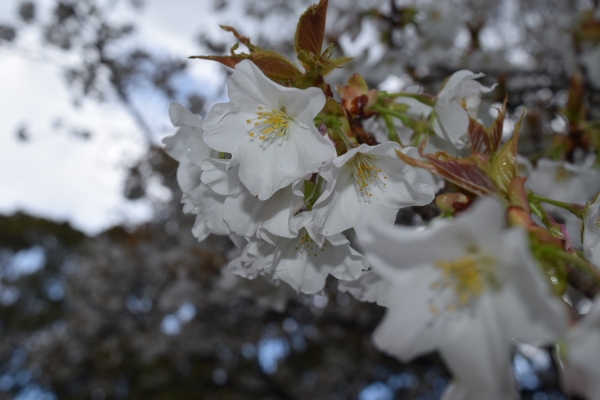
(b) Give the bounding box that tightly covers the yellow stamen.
[433,253,492,310]
[246,106,292,141]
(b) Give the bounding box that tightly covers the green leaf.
[490,109,524,194]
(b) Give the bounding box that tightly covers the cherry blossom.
[358,198,567,398]
[202,60,335,200]
[229,216,368,294]
[312,143,435,236]
[200,158,304,239]
[433,70,494,149]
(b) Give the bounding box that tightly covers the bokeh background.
[0,0,597,398]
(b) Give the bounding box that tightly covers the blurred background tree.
[1,0,597,398]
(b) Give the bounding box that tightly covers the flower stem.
[370,104,412,126]
[527,192,585,219]
[377,92,435,107]
[543,246,600,283]
[336,126,355,150]
[381,113,402,145]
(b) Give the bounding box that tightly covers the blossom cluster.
[165,59,436,295]
[162,2,600,398]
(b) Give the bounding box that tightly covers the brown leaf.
[295,0,329,66]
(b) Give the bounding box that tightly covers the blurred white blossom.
[359,198,567,398]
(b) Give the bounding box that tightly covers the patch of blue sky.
[358,382,394,400]
[257,337,290,375]
[3,246,46,281]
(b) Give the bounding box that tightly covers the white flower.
[191,185,230,241]
[162,102,229,242]
[583,193,600,267]
[312,143,435,236]
[202,60,335,200]
[337,269,390,307]
[358,198,567,398]
[200,158,304,238]
[527,159,600,204]
[163,102,214,214]
[231,216,368,294]
[433,70,494,149]
[562,296,600,400]
[527,158,600,248]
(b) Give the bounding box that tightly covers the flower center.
[293,231,324,258]
[351,153,387,201]
[246,106,292,141]
[554,166,574,182]
[429,250,494,314]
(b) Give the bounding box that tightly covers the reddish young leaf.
[219,25,259,52]
[489,97,507,152]
[190,51,301,85]
[192,55,238,69]
[295,0,329,66]
[424,153,497,196]
[395,149,437,172]
[468,118,492,156]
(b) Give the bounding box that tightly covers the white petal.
[271,227,366,294]
[191,215,210,242]
[312,143,434,236]
[202,103,248,153]
[227,60,290,109]
[372,265,442,360]
[200,158,242,197]
[198,189,229,235]
[169,101,202,128]
[224,186,302,238]
[434,101,469,146]
[494,228,568,340]
[584,202,600,266]
[164,102,203,162]
[439,294,517,397]
[338,270,391,307]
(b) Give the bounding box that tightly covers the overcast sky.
[0,0,242,234]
